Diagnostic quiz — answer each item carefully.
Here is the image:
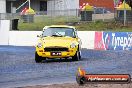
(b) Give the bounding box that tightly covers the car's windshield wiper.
[51,34,63,37]
[42,36,48,37]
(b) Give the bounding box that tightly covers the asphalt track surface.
[0,46,132,88]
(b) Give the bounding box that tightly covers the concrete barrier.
[9,31,42,46]
[8,31,132,50]
[78,31,95,49]
[9,31,95,49]
[0,20,10,45]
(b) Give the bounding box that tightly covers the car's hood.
[41,37,77,47]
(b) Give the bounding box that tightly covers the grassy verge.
[18,15,132,31]
[76,21,132,32]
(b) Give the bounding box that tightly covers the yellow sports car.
[35,25,81,63]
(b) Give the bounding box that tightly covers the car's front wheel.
[72,51,81,61]
[35,52,42,63]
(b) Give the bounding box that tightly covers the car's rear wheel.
[72,51,81,61]
[35,52,42,63]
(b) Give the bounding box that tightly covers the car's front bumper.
[36,48,77,58]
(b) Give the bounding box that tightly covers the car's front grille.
[44,47,68,52]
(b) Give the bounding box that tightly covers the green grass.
[18,15,132,31]
[76,21,132,32]
[18,15,80,31]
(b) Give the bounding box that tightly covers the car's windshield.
[42,27,76,38]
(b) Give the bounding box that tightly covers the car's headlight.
[70,43,76,48]
[37,43,42,48]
